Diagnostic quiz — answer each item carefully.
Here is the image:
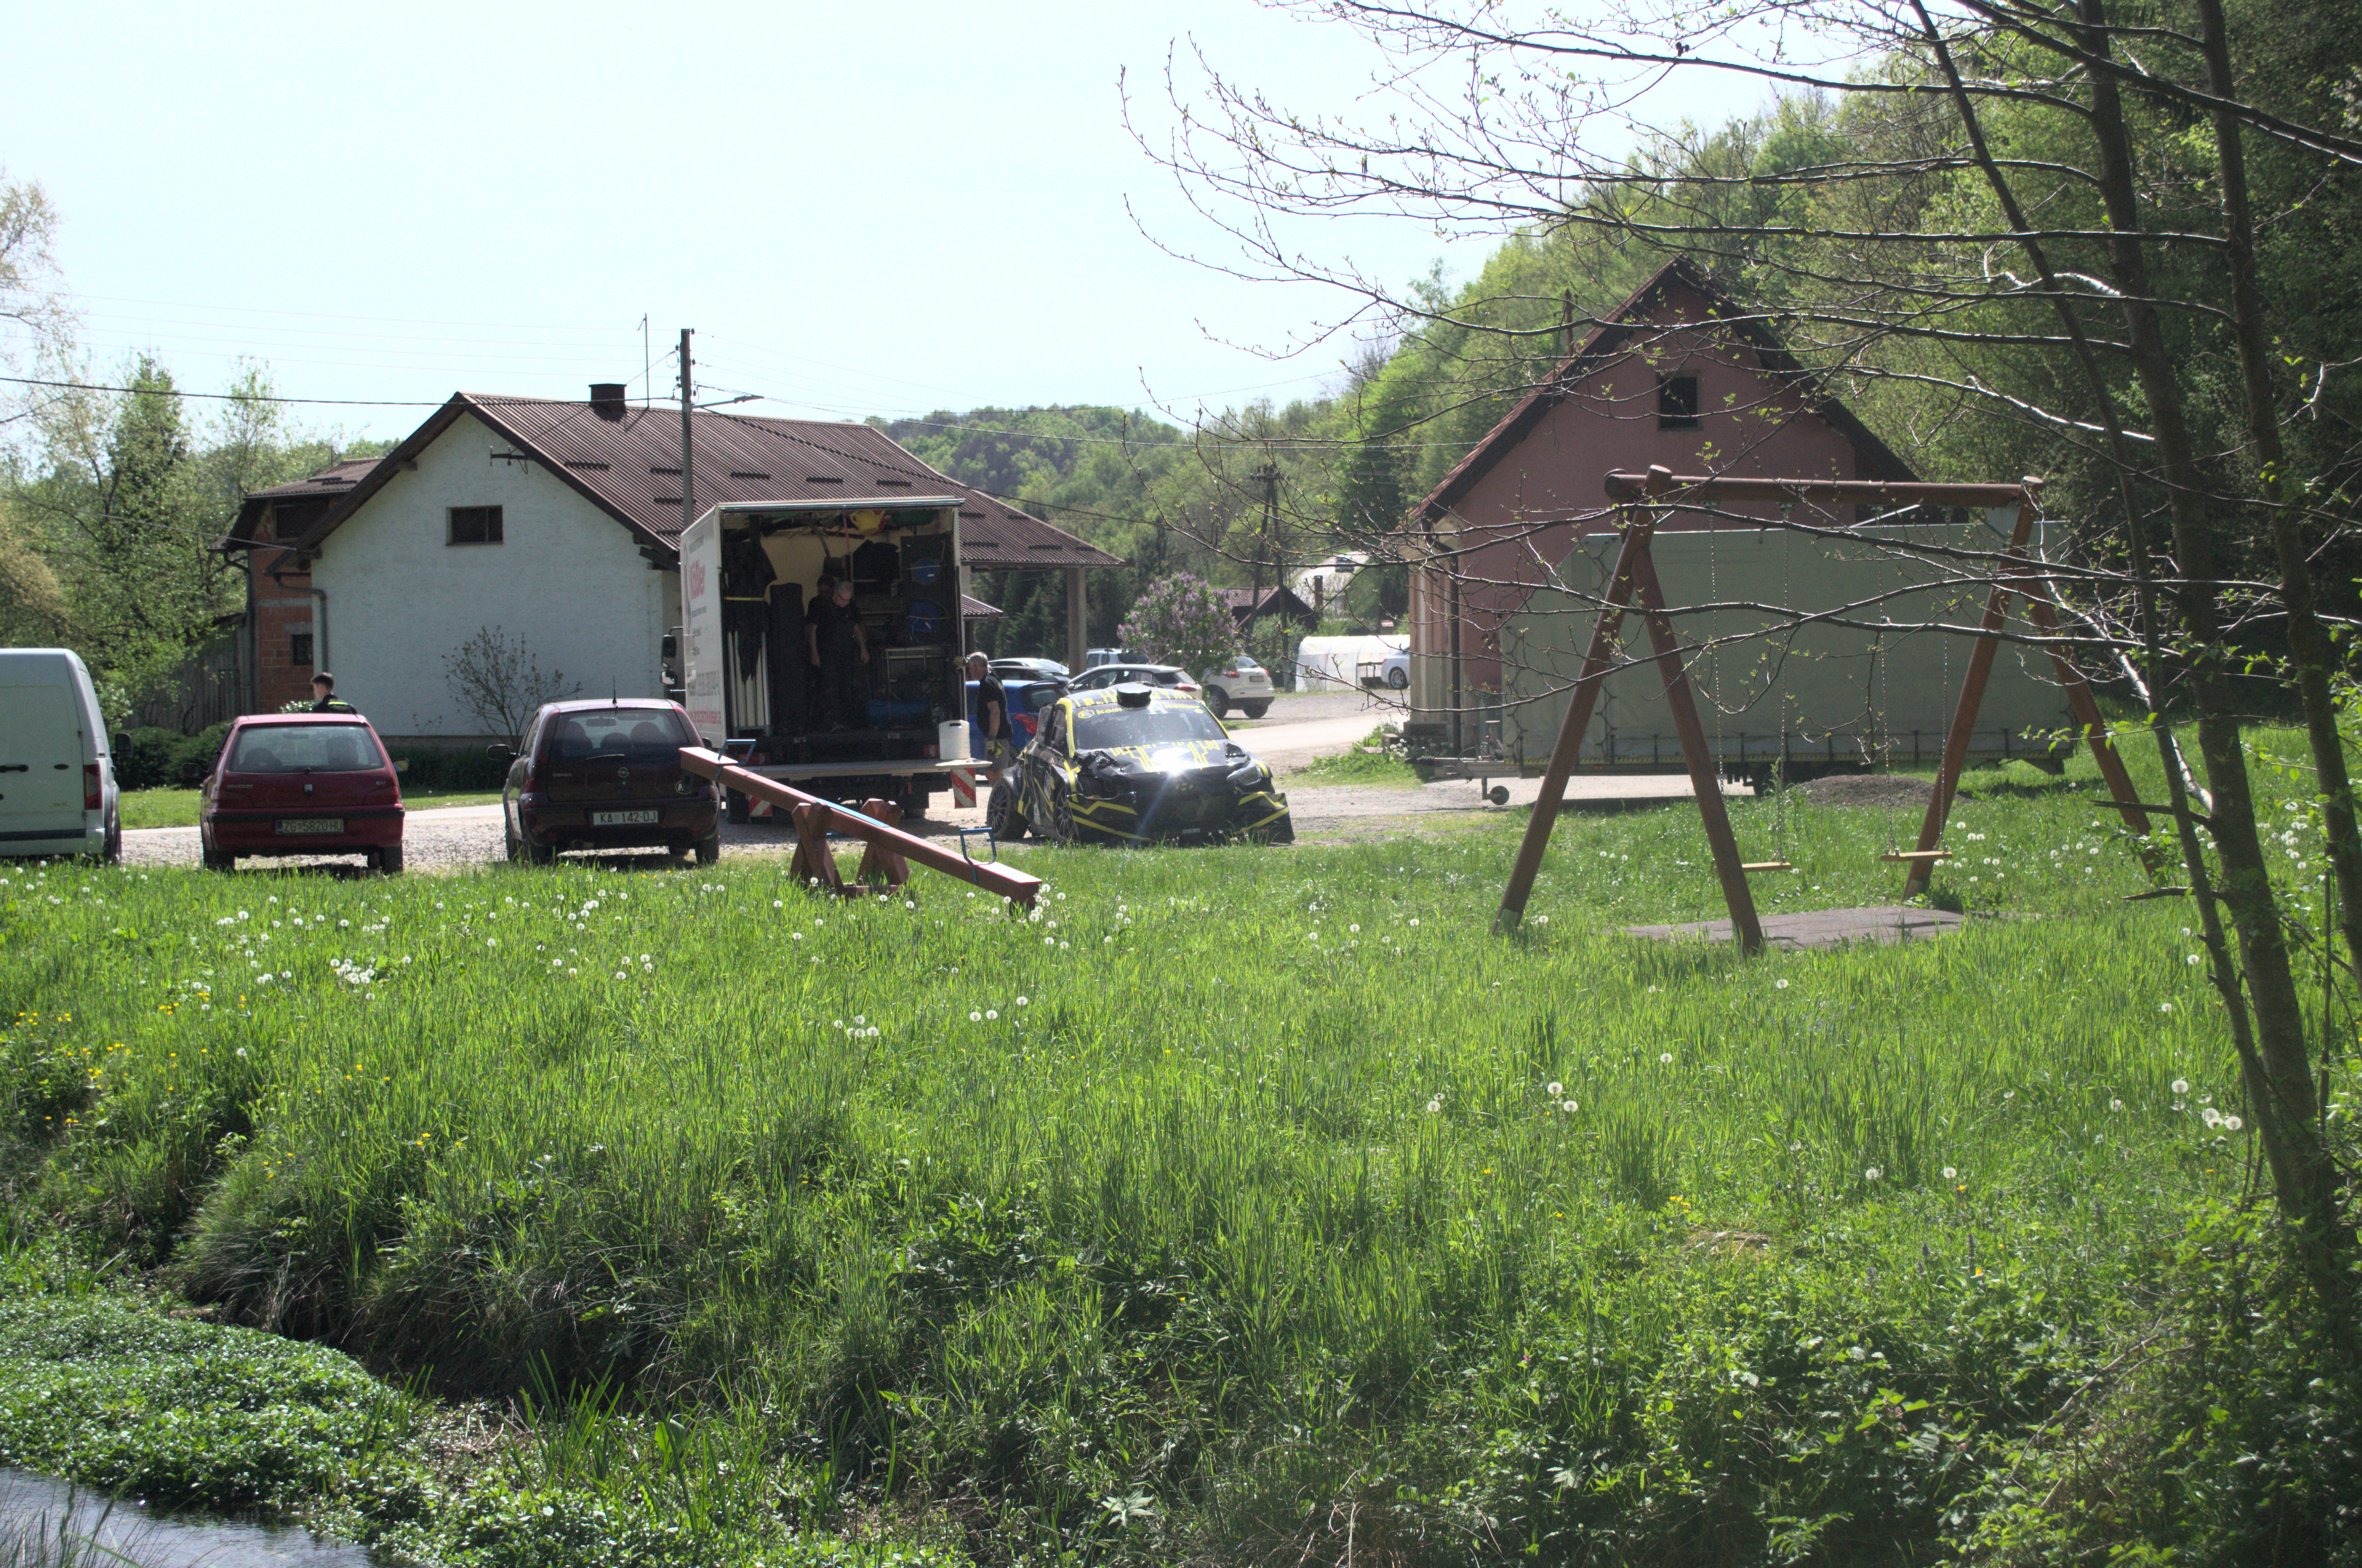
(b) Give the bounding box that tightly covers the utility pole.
[678,329,695,539]
[1251,460,1279,605]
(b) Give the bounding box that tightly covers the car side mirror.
[486,744,512,762]
[111,733,131,759]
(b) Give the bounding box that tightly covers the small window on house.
[1657,375,1701,431]
[290,632,313,668]
[448,506,504,545]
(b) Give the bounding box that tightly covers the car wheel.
[202,847,233,872]
[987,781,1027,840]
[524,832,557,867]
[505,820,524,863]
[1241,702,1270,719]
[376,844,405,875]
[102,808,122,865]
[1385,667,1409,690]
[1049,795,1077,846]
[1203,686,1229,718]
[694,830,722,865]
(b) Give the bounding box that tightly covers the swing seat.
[1878,849,1952,863]
[1740,861,1793,873]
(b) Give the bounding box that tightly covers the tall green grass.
[0,729,2341,1563]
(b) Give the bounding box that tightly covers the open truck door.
[678,509,724,743]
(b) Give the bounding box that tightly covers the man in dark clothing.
[309,672,357,714]
[968,652,1014,772]
[805,576,869,730]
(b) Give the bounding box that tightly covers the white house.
[248,386,1119,743]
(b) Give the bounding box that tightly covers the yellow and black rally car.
[988,684,1293,846]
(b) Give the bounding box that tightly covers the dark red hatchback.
[200,714,406,873]
[495,700,719,865]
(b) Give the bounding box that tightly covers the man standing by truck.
[806,575,869,730]
[968,652,1013,772]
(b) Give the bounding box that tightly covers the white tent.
[1291,634,1405,693]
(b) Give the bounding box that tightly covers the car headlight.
[1228,761,1267,787]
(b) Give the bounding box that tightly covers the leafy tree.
[1118,573,1245,677]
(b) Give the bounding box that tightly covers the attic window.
[565,460,611,471]
[448,505,504,546]
[728,471,772,481]
[873,478,913,488]
[648,465,681,476]
[1657,375,1700,431]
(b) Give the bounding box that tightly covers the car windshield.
[227,724,382,774]
[1074,704,1226,750]
[549,709,694,764]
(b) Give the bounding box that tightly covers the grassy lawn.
[1,727,2348,1563]
[1289,723,1424,787]
[118,786,506,830]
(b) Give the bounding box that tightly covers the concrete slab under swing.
[1621,904,1965,952]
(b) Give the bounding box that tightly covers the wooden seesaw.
[678,747,1042,908]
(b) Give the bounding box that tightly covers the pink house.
[1404,259,1914,748]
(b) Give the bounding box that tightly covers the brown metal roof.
[287,394,1126,571]
[222,458,382,553]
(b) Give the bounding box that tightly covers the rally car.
[988,684,1293,846]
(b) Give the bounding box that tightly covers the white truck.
[677,499,986,818]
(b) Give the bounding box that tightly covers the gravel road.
[117,689,1714,873]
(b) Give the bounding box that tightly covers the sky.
[5,1,1780,446]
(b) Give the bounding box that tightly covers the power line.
[1,375,447,408]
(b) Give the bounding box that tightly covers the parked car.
[1198,654,1275,719]
[1068,663,1201,699]
[199,712,404,873]
[988,657,1070,682]
[1378,647,1410,690]
[1081,647,1136,670]
[0,648,122,863]
[968,676,1067,752]
[493,699,718,865]
[989,683,1292,846]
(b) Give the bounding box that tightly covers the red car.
[494,699,719,865]
[200,713,406,873]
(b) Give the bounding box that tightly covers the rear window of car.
[226,724,384,774]
[1074,704,1226,750]
[546,708,694,764]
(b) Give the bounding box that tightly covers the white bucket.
[938,719,972,762]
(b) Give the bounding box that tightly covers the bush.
[117,722,230,791]
[392,747,510,793]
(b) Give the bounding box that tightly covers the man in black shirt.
[309,672,357,714]
[805,576,869,730]
[968,652,1012,770]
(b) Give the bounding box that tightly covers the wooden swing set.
[1493,467,2159,952]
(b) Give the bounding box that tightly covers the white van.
[0,649,122,862]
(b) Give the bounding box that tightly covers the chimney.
[589,383,627,419]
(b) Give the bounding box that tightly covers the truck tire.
[904,789,932,819]
[726,788,750,825]
[1241,702,1270,719]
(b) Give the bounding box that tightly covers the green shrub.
[115,723,230,792]
[393,747,510,793]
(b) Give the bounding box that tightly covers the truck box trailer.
[679,499,985,815]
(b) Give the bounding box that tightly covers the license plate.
[275,818,343,835]
[593,809,660,826]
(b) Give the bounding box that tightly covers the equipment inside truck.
[709,506,962,762]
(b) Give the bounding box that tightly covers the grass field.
[3,729,2350,1563]
[117,788,507,830]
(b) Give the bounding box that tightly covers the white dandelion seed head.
[2225,1115,2244,1132]
[1659,1053,1673,1065]
[1941,1166,1957,1180]
[2172,1079,2190,1095]
[1425,1099,1441,1114]
[2160,1002,2174,1013]
[970,1011,983,1022]
[2202,1107,2224,1128]
[1015,996,1029,1006]
[1865,1167,1883,1182]
[2110,1099,2125,1112]
[1775,978,1790,989]
[1546,1081,1564,1096]
[985,1009,998,1021]
[1562,1100,1578,1114]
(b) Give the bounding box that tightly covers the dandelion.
[1408,918,1419,927]
[1865,1167,1883,1182]
[970,1011,984,1023]
[1349,924,1360,933]
[2160,1002,2174,1013]
[1015,996,1029,1007]
[1546,1081,1564,1096]
[2225,1115,2245,1132]
[1941,1166,1957,1180]
[985,1009,998,1021]
[1775,978,1789,989]
[2110,1098,2125,1112]
[1425,1099,1441,1114]
[2172,1078,2190,1095]
[1659,1052,1673,1065]
[774,900,783,908]
[1562,1100,1579,1113]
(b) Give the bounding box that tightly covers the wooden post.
[1492,518,1649,932]
[1628,542,1767,955]
[1902,497,2037,898]
[1065,565,1087,675]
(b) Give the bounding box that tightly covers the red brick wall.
[248,506,319,713]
